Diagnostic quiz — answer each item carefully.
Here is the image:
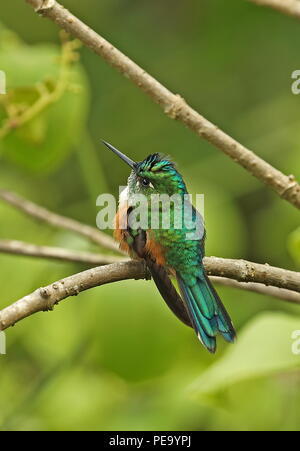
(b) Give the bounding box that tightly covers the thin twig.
[211,276,300,304]
[1,258,299,330]
[24,0,300,209]
[0,190,121,254]
[250,0,300,20]
[0,239,126,265]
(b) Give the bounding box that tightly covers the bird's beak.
[101,140,137,170]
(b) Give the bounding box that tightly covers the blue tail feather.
[176,272,235,353]
[190,283,215,318]
[185,286,215,337]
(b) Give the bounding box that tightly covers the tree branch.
[0,240,299,304]
[0,236,298,293]
[0,258,299,331]
[0,190,122,254]
[211,276,300,304]
[0,239,126,265]
[250,0,300,20]
[0,261,149,331]
[203,257,300,293]
[24,0,300,209]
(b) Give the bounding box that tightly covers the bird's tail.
[176,272,236,353]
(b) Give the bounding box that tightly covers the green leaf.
[189,312,300,398]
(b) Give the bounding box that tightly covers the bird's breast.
[114,201,132,254]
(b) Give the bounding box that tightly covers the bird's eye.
[142,178,150,186]
[140,178,154,189]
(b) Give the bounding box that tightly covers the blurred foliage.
[0,25,88,172]
[288,227,300,265]
[190,313,300,398]
[0,0,299,431]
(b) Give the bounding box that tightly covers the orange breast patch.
[145,232,166,266]
[115,204,166,266]
[114,204,131,254]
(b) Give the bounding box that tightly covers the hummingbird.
[101,140,236,353]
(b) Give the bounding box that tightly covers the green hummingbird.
[102,140,236,353]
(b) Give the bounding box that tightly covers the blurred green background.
[0,0,300,431]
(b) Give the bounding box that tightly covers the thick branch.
[24,0,300,209]
[0,190,121,253]
[211,276,300,304]
[0,241,299,304]
[0,239,126,265]
[250,0,300,20]
[0,261,149,330]
[0,237,298,293]
[1,258,299,330]
[204,257,300,293]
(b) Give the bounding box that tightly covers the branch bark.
[211,276,300,304]
[203,257,300,293]
[0,240,299,304]
[0,261,149,330]
[0,190,121,254]
[250,0,300,20]
[1,258,299,331]
[24,0,300,209]
[0,237,299,293]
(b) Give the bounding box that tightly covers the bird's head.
[102,140,187,197]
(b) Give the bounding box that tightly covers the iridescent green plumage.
[102,142,236,353]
